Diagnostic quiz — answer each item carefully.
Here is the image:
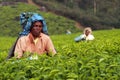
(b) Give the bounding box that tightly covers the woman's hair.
[83,27,92,34]
[30,20,43,33]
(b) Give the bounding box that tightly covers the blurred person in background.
[74,27,95,42]
[66,29,71,35]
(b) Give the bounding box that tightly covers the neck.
[32,32,41,39]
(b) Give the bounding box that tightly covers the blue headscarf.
[20,12,48,36]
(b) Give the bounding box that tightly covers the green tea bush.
[0,29,120,79]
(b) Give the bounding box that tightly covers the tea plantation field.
[0,29,120,80]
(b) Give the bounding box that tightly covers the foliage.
[0,29,120,79]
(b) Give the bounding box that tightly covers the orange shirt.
[14,33,56,58]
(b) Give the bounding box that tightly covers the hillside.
[27,0,84,29]
[1,0,120,37]
[32,0,120,30]
[1,0,120,30]
[0,2,80,37]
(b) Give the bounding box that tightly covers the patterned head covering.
[20,12,48,36]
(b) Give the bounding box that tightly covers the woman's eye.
[34,25,42,27]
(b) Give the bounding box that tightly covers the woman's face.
[31,21,43,37]
[85,30,90,36]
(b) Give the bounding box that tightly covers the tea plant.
[0,29,120,80]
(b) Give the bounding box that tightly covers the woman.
[74,27,95,42]
[14,20,56,58]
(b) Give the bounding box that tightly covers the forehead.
[86,29,90,31]
[86,30,90,32]
[34,21,42,25]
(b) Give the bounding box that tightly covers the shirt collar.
[28,33,43,43]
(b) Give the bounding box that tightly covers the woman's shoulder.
[89,34,94,37]
[19,35,28,40]
[41,33,50,39]
[88,34,95,39]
